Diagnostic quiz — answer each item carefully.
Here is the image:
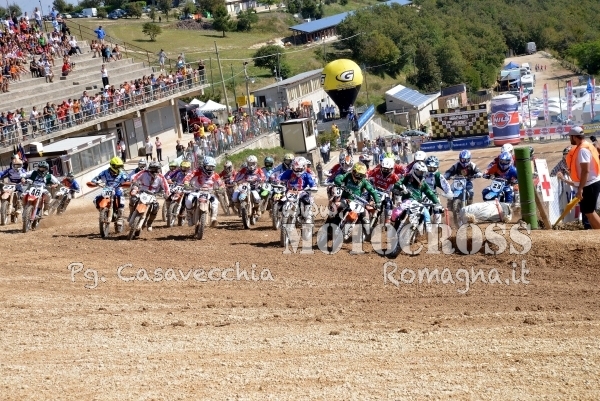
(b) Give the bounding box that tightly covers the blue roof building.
[289,0,412,44]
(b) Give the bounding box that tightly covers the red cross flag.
[534,159,553,201]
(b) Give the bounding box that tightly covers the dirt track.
[1,142,599,400]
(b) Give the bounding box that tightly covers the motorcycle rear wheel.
[166,202,179,228]
[452,198,463,227]
[241,206,250,229]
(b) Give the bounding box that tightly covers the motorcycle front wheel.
[128,211,142,240]
[99,208,110,238]
[0,199,8,226]
[22,205,33,233]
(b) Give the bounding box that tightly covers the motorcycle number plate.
[348,201,365,214]
[29,188,42,197]
[140,193,150,203]
[199,192,209,199]
[491,180,504,192]
[286,193,298,202]
[58,187,68,195]
[262,183,272,191]
[174,186,184,193]
[332,187,343,197]
[102,187,114,197]
[240,184,249,192]
[409,214,419,226]
[3,185,15,191]
[452,180,464,190]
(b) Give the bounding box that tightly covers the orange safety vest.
[566,140,600,183]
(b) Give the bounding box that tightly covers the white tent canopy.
[198,100,227,112]
[189,98,205,106]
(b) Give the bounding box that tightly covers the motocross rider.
[391,161,442,233]
[183,156,223,227]
[219,161,237,185]
[278,157,318,224]
[262,156,276,181]
[326,154,354,197]
[21,161,60,216]
[132,159,147,176]
[359,152,373,170]
[405,150,427,173]
[0,157,27,213]
[486,143,516,170]
[482,151,518,203]
[333,162,381,234]
[130,161,170,231]
[163,160,190,220]
[60,173,81,209]
[367,157,400,224]
[165,161,181,183]
[270,153,294,182]
[393,154,408,177]
[443,150,482,206]
[424,156,452,223]
[90,156,130,222]
[232,155,266,213]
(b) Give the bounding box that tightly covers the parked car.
[72,12,85,18]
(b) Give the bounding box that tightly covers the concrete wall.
[215,131,281,163]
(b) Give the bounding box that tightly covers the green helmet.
[384,152,394,159]
[264,156,274,168]
[169,160,178,167]
[38,161,49,170]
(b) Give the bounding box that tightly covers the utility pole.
[243,62,253,115]
[231,64,238,112]
[363,64,369,104]
[209,57,214,97]
[214,42,230,112]
[557,78,563,122]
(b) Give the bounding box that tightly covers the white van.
[521,63,531,73]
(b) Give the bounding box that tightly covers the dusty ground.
[2,142,599,400]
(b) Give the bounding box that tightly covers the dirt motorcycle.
[186,188,213,240]
[215,186,230,216]
[21,180,47,233]
[0,183,20,225]
[388,199,437,257]
[318,187,375,244]
[448,175,477,227]
[127,189,158,240]
[269,183,286,230]
[222,176,237,214]
[279,189,316,247]
[482,175,518,206]
[48,186,70,216]
[368,188,393,229]
[237,180,261,229]
[86,181,131,238]
[165,183,186,227]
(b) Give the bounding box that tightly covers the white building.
[251,69,335,118]
[384,84,439,129]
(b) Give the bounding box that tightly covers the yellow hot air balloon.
[321,59,363,118]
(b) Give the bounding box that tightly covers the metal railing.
[0,72,208,150]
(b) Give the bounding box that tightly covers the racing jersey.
[165,169,187,184]
[444,162,482,179]
[131,170,170,196]
[367,168,400,191]
[333,172,381,205]
[184,171,223,191]
[279,170,316,191]
[394,175,439,204]
[486,163,518,184]
[0,167,26,184]
[234,167,266,184]
[92,169,130,188]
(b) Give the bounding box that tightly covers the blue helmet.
[498,151,512,172]
[459,150,471,168]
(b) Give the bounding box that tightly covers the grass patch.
[217,147,293,171]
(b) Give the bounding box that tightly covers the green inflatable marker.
[514,146,538,229]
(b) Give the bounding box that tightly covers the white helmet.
[414,151,427,162]
[381,158,394,176]
[411,161,427,184]
[246,155,258,172]
[224,160,233,171]
[501,144,514,154]
[291,157,306,177]
[202,156,216,175]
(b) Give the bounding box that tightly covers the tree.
[7,3,21,17]
[359,32,400,73]
[212,5,235,37]
[149,7,157,21]
[236,8,258,32]
[53,0,71,13]
[142,22,162,41]
[569,40,600,75]
[97,7,108,18]
[253,44,286,75]
[262,0,276,10]
[182,1,197,16]
[198,0,223,15]
[300,0,321,19]
[78,0,102,8]
[340,0,348,5]
[104,0,125,9]
[125,2,143,18]
[414,43,442,92]
[157,0,171,21]
[435,37,466,86]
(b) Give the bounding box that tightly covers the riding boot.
[146,213,156,231]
